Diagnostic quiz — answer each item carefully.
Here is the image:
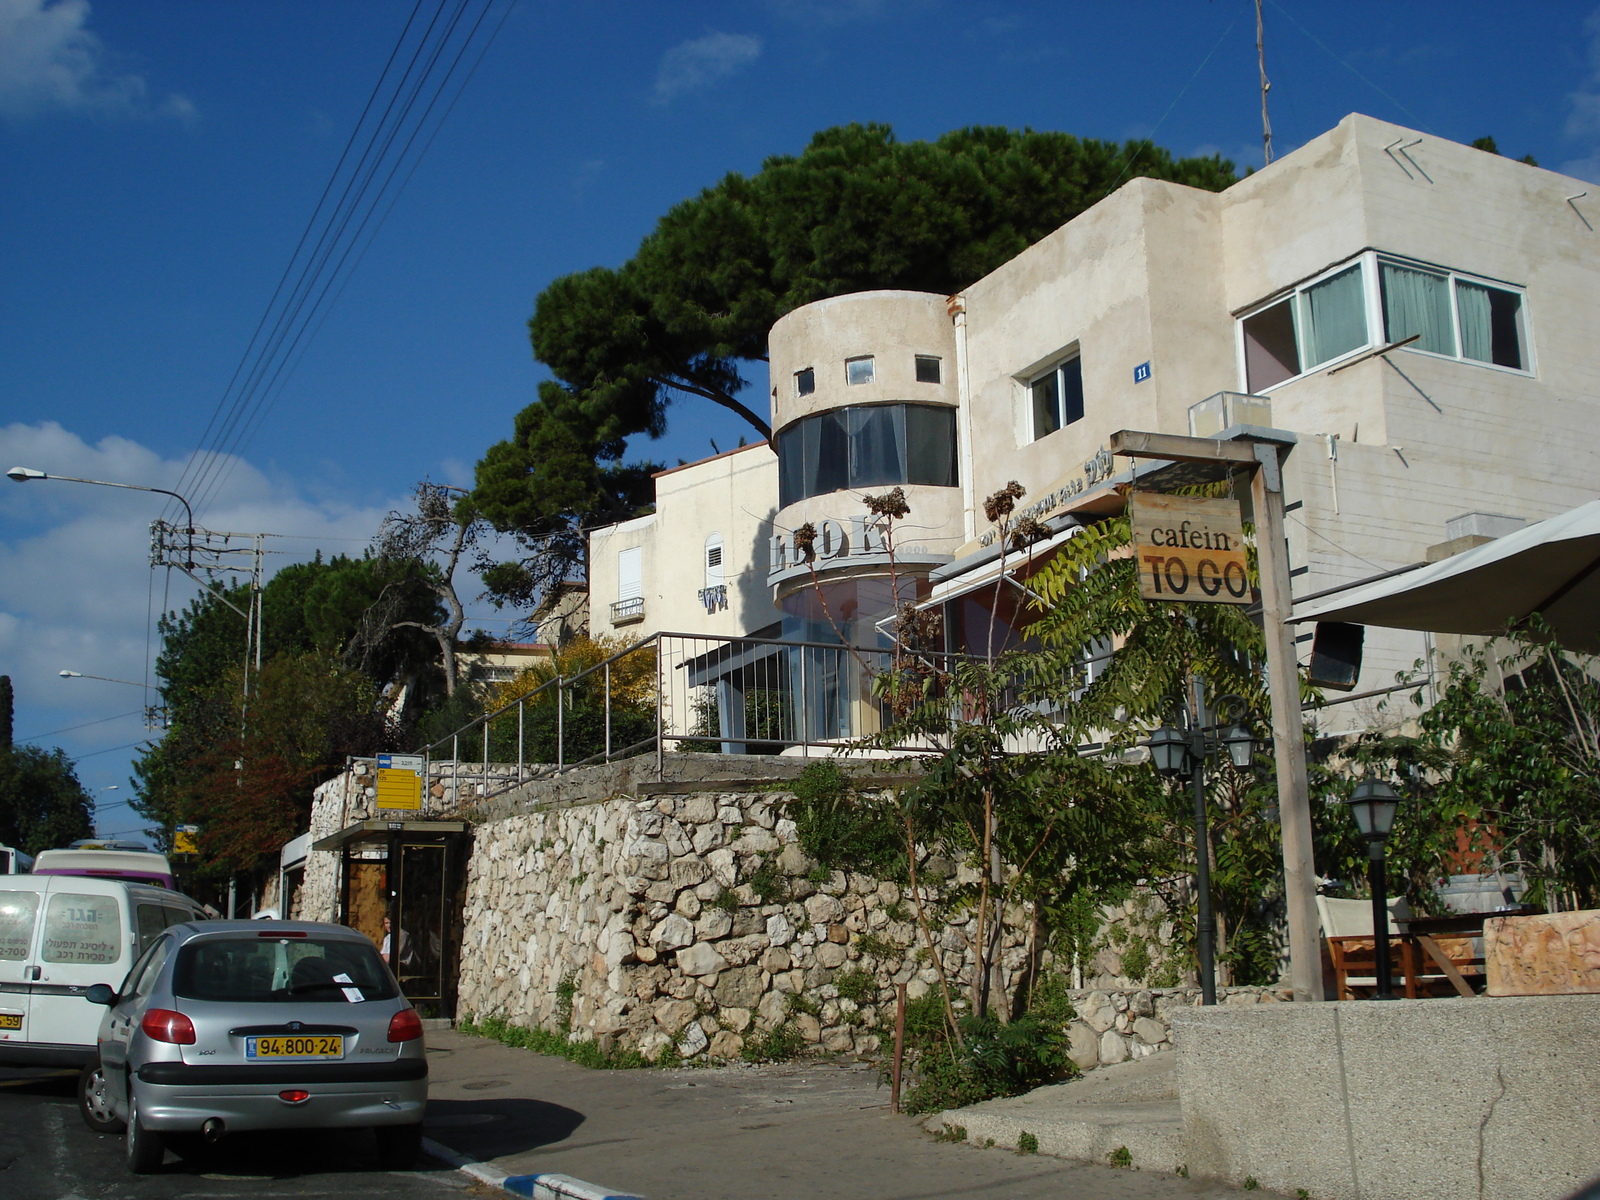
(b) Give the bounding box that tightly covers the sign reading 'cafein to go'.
[1129,492,1251,605]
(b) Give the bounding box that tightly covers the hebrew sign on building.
[1130,492,1250,605]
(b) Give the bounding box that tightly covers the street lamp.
[8,466,195,565]
[1143,685,1260,1006]
[60,670,147,688]
[1347,778,1403,1001]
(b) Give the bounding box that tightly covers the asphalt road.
[0,1066,481,1200]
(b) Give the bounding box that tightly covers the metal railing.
[416,630,1007,804]
[609,597,645,623]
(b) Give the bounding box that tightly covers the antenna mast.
[1256,0,1273,166]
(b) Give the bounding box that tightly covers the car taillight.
[387,1007,423,1042]
[141,1009,196,1044]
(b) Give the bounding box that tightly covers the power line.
[16,710,145,743]
[69,741,151,763]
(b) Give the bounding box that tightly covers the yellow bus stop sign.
[375,754,424,810]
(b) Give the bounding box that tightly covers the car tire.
[125,1088,164,1174]
[77,1061,125,1134]
[374,1122,423,1170]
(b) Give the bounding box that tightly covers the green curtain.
[1301,265,1368,367]
[1381,263,1453,355]
[1456,281,1494,363]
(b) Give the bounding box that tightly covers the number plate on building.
[245,1035,343,1060]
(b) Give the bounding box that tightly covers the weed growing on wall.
[458,1013,652,1069]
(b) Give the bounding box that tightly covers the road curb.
[423,1136,644,1200]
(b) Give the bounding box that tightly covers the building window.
[845,356,875,385]
[1241,261,1371,392]
[795,368,815,396]
[613,546,643,624]
[1380,262,1525,370]
[915,355,942,384]
[776,403,958,506]
[1029,355,1084,440]
[704,533,725,588]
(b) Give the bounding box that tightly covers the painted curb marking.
[422,1136,643,1200]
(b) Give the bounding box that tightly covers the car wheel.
[374,1122,423,1170]
[125,1087,165,1174]
[78,1061,125,1134]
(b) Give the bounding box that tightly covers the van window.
[124,937,172,1005]
[161,906,198,929]
[40,893,122,965]
[0,892,40,960]
[136,904,168,955]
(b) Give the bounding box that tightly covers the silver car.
[77,919,427,1174]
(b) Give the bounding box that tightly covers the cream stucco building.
[588,113,1600,742]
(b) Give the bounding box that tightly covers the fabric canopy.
[1291,499,1600,653]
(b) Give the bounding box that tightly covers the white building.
[589,113,1600,744]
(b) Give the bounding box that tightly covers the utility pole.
[1256,0,1273,167]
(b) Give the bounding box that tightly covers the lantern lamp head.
[1347,778,1402,841]
[1145,724,1191,778]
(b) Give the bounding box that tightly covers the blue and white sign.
[1133,361,1152,384]
[378,753,424,772]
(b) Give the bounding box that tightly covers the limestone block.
[670,858,711,888]
[1132,1016,1167,1045]
[1067,1021,1099,1069]
[1132,989,1155,1017]
[848,873,875,896]
[652,914,695,950]
[633,811,664,837]
[722,1006,752,1032]
[876,881,900,905]
[762,946,791,973]
[1099,1029,1129,1065]
[757,990,789,1027]
[680,795,717,824]
[691,823,723,855]
[821,870,848,895]
[795,1013,822,1042]
[748,802,775,830]
[804,965,831,989]
[675,892,702,919]
[805,894,844,924]
[714,965,764,1008]
[663,820,693,857]
[696,909,733,940]
[709,1030,744,1059]
[822,1026,854,1053]
[827,923,849,944]
[720,935,769,966]
[732,827,778,854]
[605,931,636,970]
[1081,991,1116,1033]
[678,1021,709,1057]
[816,942,848,969]
[645,881,679,904]
[694,879,723,901]
[707,848,738,886]
[717,805,743,825]
[667,972,702,998]
[1223,990,1260,1006]
[1486,910,1600,995]
[636,1029,671,1061]
[677,942,729,977]
[654,997,698,1033]
[773,818,798,842]
[1112,992,1130,1012]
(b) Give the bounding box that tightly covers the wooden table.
[1396,908,1543,997]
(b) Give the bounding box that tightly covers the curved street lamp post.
[1144,678,1260,1006]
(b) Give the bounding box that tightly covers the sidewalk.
[420,1028,1250,1200]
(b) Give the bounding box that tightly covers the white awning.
[1291,498,1600,653]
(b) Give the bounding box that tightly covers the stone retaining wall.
[1063,986,1292,1070]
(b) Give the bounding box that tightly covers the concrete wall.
[1173,995,1600,1200]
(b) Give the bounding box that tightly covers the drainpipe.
[949,293,976,542]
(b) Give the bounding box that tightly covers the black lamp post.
[1347,778,1403,1000]
[1144,686,1258,1007]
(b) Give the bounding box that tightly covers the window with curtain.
[1241,258,1370,391]
[775,404,958,505]
[1381,262,1525,369]
[1029,354,1085,440]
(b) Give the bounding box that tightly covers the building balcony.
[610,597,645,625]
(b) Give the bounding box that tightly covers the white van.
[0,874,207,1067]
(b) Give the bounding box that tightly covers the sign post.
[1109,428,1320,1004]
[375,753,424,812]
[1130,493,1251,605]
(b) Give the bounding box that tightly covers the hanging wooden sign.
[1130,492,1251,604]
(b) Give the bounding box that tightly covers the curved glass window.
[777,403,957,507]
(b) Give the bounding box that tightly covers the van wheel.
[374,1122,422,1170]
[125,1089,164,1174]
[78,1061,124,1134]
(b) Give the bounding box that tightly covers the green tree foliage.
[1348,631,1600,910]
[0,676,93,854]
[474,123,1238,611]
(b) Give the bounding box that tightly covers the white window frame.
[1236,252,1382,394]
[1024,350,1085,443]
[1236,251,1535,393]
[1374,254,1534,377]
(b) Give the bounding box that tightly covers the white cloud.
[0,0,193,121]
[1560,5,1600,181]
[652,32,763,105]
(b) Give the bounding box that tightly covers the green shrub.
[1107,1146,1132,1168]
[459,1013,650,1070]
[1017,1131,1039,1155]
[785,761,906,879]
[742,1021,807,1063]
[900,996,1077,1116]
[747,858,786,903]
[712,886,741,913]
[834,967,876,1004]
[854,931,895,958]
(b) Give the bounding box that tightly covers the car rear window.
[41,893,122,964]
[0,891,40,960]
[173,936,399,1003]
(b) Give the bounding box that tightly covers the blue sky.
[4,0,1600,840]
